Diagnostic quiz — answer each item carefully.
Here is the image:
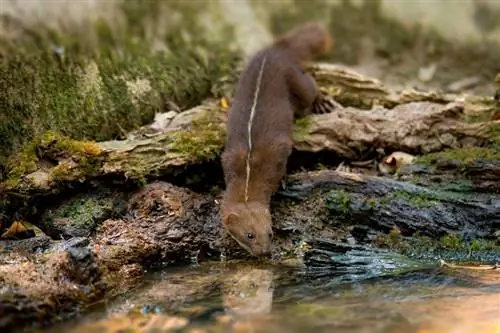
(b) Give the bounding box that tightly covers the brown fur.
[220,22,333,257]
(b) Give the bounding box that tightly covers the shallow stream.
[35,260,500,333]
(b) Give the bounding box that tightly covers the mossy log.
[279,170,500,241]
[300,63,499,158]
[397,154,500,193]
[2,63,499,200]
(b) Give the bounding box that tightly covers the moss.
[377,232,500,263]
[3,131,103,188]
[461,97,499,125]
[470,239,499,252]
[168,109,227,163]
[122,161,149,186]
[324,189,353,218]
[437,234,498,252]
[415,147,500,167]
[362,190,439,210]
[487,122,500,144]
[0,0,242,174]
[391,190,439,207]
[292,116,312,141]
[439,234,465,251]
[376,232,424,254]
[366,198,378,209]
[429,179,475,193]
[40,192,117,237]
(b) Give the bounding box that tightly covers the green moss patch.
[292,116,313,141]
[376,231,500,263]
[168,109,227,163]
[391,190,439,207]
[324,189,355,219]
[325,188,440,220]
[415,147,500,167]
[40,190,122,238]
[3,131,103,188]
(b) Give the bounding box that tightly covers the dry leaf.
[1,221,32,239]
[220,97,230,110]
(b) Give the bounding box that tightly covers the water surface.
[41,260,500,333]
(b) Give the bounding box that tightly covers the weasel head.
[221,202,273,257]
[278,22,333,64]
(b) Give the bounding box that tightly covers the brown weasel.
[219,23,333,257]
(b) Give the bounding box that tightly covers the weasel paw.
[312,94,343,114]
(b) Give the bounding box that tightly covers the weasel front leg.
[286,66,341,117]
[312,92,343,114]
[286,66,318,118]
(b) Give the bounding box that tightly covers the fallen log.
[397,152,500,193]
[1,64,498,218]
[293,101,496,159]
[278,170,500,240]
[309,62,497,112]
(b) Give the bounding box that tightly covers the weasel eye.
[246,232,255,240]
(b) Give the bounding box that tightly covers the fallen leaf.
[220,97,230,110]
[1,221,34,239]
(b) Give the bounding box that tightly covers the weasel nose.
[257,245,272,257]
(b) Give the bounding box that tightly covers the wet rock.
[91,182,224,287]
[0,234,53,254]
[3,169,499,331]
[0,240,105,331]
[45,236,89,253]
[39,188,127,240]
[303,238,429,282]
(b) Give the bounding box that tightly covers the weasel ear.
[224,212,239,226]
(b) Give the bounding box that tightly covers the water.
[40,260,500,333]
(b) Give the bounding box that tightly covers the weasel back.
[220,22,333,257]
